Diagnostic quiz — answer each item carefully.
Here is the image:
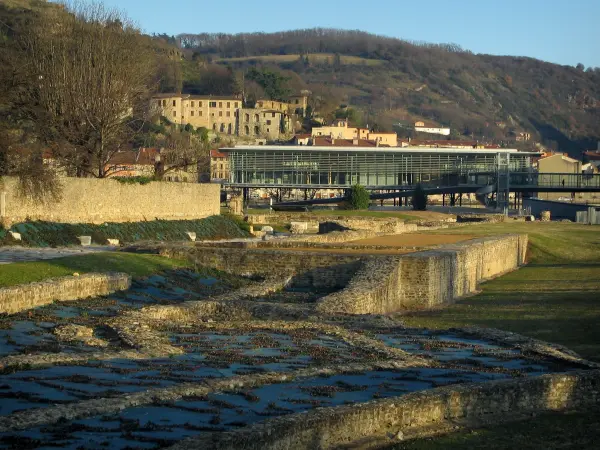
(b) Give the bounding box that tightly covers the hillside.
[172,29,600,157]
[2,3,599,158]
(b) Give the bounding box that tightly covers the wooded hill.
[2,2,599,158]
[167,29,600,157]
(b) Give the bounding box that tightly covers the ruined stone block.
[77,236,92,246]
[8,231,21,241]
[185,232,197,242]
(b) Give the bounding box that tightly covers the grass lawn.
[399,222,600,361]
[390,408,600,450]
[0,252,190,288]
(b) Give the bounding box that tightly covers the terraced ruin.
[1,217,599,449]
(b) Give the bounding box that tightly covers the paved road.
[0,246,116,264]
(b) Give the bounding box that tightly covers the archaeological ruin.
[0,213,598,449]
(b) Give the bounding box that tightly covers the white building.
[414,121,451,136]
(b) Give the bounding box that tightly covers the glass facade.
[226,146,534,188]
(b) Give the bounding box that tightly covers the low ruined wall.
[161,246,364,291]
[0,177,220,226]
[319,218,418,235]
[318,234,528,314]
[181,369,600,450]
[0,273,131,314]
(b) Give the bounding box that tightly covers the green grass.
[390,408,600,450]
[400,222,600,361]
[214,53,385,66]
[0,253,190,288]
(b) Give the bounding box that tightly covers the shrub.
[412,183,428,210]
[114,176,154,185]
[344,184,370,210]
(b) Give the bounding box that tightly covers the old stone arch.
[220,123,225,133]
[254,126,259,135]
[227,123,232,134]
[212,123,217,131]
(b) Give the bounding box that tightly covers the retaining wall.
[0,177,220,226]
[318,234,528,314]
[0,273,131,315]
[160,246,364,291]
[178,369,600,450]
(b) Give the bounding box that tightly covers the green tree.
[245,67,291,101]
[412,184,428,211]
[344,184,370,210]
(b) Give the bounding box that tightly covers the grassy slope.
[214,53,385,66]
[391,408,600,450]
[399,222,600,360]
[0,253,190,288]
[0,215,249,247]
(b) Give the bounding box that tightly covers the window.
[172,100,176,106]
[245,113,249,122]
[212,123,217,131]
[266,120,271,125]
[219,111,222,117]
[295,99,299,104]
[244,125,249,135]
[272,112,276,117]
[219,102,222,107]
[226,111,230,117]
[235,102,238,108]
[191,101,195,107]
[227,102,230,108]
[267,128,270,133]
[227,123,232,134]
[211,113,215,117]
[254,126,259,135]
[220,123,225,132]
[199,101,203,107]
[173,111,176,117]
[157,100,161,106]
[191,111,194,116]
[254,114,259,121]
[199,111,203,116]
[162,100,166,106]
[209,101,216,107]
[258,102,263,107]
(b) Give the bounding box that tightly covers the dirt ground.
[275,247,417,255]
[350,234,476,247]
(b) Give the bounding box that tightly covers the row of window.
[158,99,240,108]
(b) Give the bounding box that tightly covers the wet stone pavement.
[0,268,591,449]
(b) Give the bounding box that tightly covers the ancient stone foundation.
[178,369,600,450]
[161,234,528,314]
[0,273,131,314]
[318,234,528,314]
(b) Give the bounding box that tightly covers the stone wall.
[0,177,220,226]
[317,234,528,314]
[161,246,364,291]
[180,369,600,450]
[319,218,418,235]
[0,273,131,315]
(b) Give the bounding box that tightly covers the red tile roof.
[313,137,377,147]
[211,149,228,158]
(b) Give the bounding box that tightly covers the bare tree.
[16,1,155,178]
[154,125,210,180]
